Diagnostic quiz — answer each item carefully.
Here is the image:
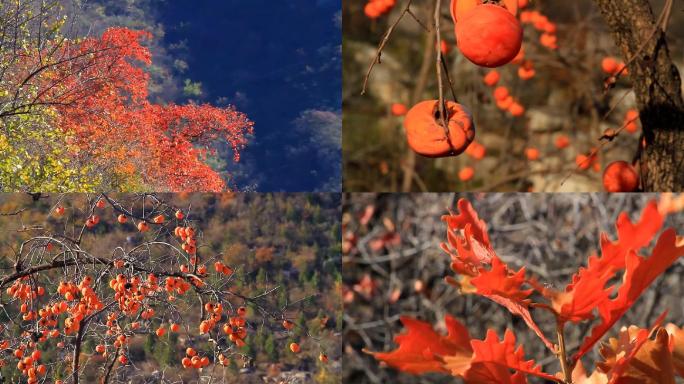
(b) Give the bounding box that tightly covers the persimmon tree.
[0,1,253,192]
[348,0,683,192]
[365,197,684,383]
[0,194,333,383]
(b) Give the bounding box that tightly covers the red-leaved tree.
[1,0,253,192]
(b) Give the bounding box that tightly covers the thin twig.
[361,0,414,95]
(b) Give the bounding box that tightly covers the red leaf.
[365,315,473,374]
[595,200,664,273]
[551,262,614,322]
[550,201,666,323]
[598,311,668,384]
[441,199,497,275]
[442,200,553,350]
[574,229,684,360]
[471,257,533,302]
[603,328,675,384]
[444,329,558,383]
[443,198,491,248]
[664,323,684,377]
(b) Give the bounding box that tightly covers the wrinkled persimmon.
[403,100,475,158]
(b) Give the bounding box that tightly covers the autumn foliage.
[367,198,684,383]
[49,29,251,191]
[0,1,253,192]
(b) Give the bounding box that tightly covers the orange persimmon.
[391,103,408,117]
[290,342,301,353]
[483,70,500,87]
[404,100,475,158]
[137,222,149,232]
[458,167,475,182]
[455,4,522,67]
[603,161,639,192]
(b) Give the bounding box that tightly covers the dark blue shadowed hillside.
[158,0,341,191]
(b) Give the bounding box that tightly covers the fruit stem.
[433,0,456,154]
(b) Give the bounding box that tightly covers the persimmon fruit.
[391,103,408,117]
[237,306,247,317]
[483,70,500,87]
[555,135,570,149]
[493,86,509,101]
[403,100,475,158]
[508,102,525,117]
[525,148,539,161]
[290,342,301,353]
[603,161,638,192]
[459,167,475,182]
[455,4,523,68]
[601,57,618,75]
[465,141,485,160]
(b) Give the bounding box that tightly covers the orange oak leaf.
[549,201,665,323]
[441,199,497,276]
[568,361,608,384]
[574,229,684,360]
[365,315,473,374]
[442,200,553,350]
[444,329,558,383]
[470,256,533,302]
[665,323,684,377]
[601,328,676,384]
[596,311,667,382]
[595,200,664,273]
[550,264,614,323]
[443,198,491,249]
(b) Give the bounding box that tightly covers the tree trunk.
[593,0,684,191]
